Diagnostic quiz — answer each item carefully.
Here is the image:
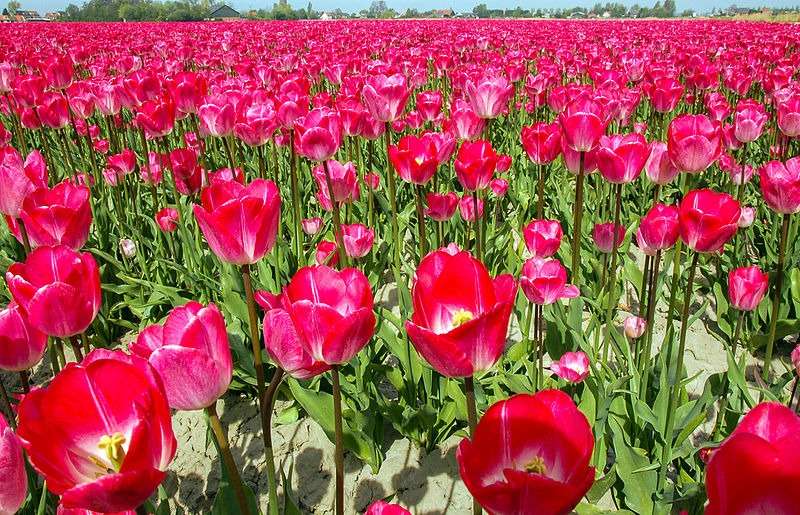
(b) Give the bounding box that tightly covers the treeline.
[470,0,687,18]
[61,0,319,21]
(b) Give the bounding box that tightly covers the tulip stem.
[472,191,482,260]
[288,133,303,264]
[463,375,482,515]
[789,378,798,412]
[322,160,348,269]
[383,125,406,307]
[16,218,31,255]
[536,162,545,219]
[80,332,90,355]
[262,367,285,515]
[536,305,544,390]
[657,250,699,494]
[712,310,744,439]
[0,380,15,429]
[18,370,30,394]
[69,336,84,361]
[602,183,623,365]
[571,152,585,285]
[415,185,428,258]
[206,403,251,515]
[763,213,791,382]
[638,250,662,399]
[331,366,345,515]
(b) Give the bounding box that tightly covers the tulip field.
[2,17,800,515]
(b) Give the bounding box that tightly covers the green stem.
[763,213,791,382]
[464,375,482,515]
[415,184,428,258]
[536,161,545,219]
[288,135,303,265]
[602,183,623,364]
[472,190,482,260]
[0,380,15,429]
[16,218,31,255]
[262,367,284,515]
[331,366,345,515]
[712,310,744,439]
[571,152,586,285]
[638,250,662,399]
[206,403,251,515]
[322,160,348,269]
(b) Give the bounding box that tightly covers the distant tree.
[663,0,676,16]
[472,3,489,17]
[7,0,19,15]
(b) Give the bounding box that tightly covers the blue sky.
[17,0,800,15]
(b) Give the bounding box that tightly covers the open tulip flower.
[16,349,177,513]
[19,180,92,249]
[522,219,563,258]
[130,302,233,411]
[0,413,26,515]
[457,390,595,515]
[0,147,48,219]
[667,114,723,173]
[520,257,580,305]
[388,134,440,185]
[406,245,517,377]
[550,351,591,383]
[0,301,47,371]
[678,189,741,253]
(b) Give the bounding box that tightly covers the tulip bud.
[315,240,338,267]
[791,344,800,376]
[738,206,755,228]
[592,222,625,253]
[550,351,591,383]
[624,316,647,339]
[119,238,137,258]
[302,217,322,235]
[728,266,769,311]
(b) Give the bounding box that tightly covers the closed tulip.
[458,194,484,222]
[734,100,768,143]
[667,114,723,173]
[623,316,647,339]
[0,301,47,371]
[465,74,514,119]
[20,180,92,249]
[592,222,626,253]
[312,160,360,210]
[198,99,235,137]
[135,95,175,140]
[280,266,375,365]
[643,142,678,185]
[193,178,281,265]
[0,414,26,515]
[520,257,580,305]
[302,217,322,235]
[405,245,516,377]
[361,74,410,123]
[416,90,443,122]
[636,203,680,255]
[0,148,48,218]
[595,133,649,183]
[728,266,769,312]
[262,305,331,380]
[294,107,342,162]
[550,351,591,383]
[169,148,203,195]
[777,92,800,138]
[738,206,755,228]
[759,158,800,214]
[522,219,563,258]
[521,122,562,164]
[339,223,374,259]
[425,192,458,221]
[559,96,607,152]
[365,501,411,515]
[445,102,485,141]
[457,390,595,515]
[705,402,800,515]
[6,245,101,338]
[650,77,684,113]
[454,140,498,191]
[155,207,179,233]
[388,134,440,185]
[16,349,176,513]
[130,302,232,411]
[678,189,741,253]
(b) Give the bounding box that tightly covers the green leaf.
[612,428,657,514]
[586,464,617,504]
[211,481,261,515]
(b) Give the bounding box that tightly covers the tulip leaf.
[749,319,800,350]
[611,421,657,515]
[586,464,617,504]
[211,480,261,515]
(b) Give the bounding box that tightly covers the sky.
[16,0,800,16]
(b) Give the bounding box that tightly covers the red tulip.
[315,240,338,267]
[107,149,136,177]
[454,140,498,191]
[425,192,458,221]
[6,245,101,337]
[465,74,514,119]
[550,351,591,383]
[294,107,342,162]
[559,96,607,152]
[388,134,440,185]
[458,194,484,222]
[37,92,70,129]
[155,207,179,232]
[667,114,723,173]
[0,148,48,218]
[312,160,360,210]
[704,92,731,122]
[57,505,135,515]
[416,90,443,122]
[421,131,456,163]
[490,178,509,197]
[135,95,175,140]
[776,91,800,138]
[649,77,683,113]
[280,266,375,365]
[339,223,374,259]
[0,413,26,515]
[595,133,649,184]
[636,203,680,255]
[592,222,625,253]
[169,148,203,195]
[365,500,411,515]
[0,301,47,371]
[759,158,800,215]
[734,100,768,143]
[235,103,278,147]
[130,302,232,411]
[193,179,281,265]
[457,390,594,515]
[523,219,563,258]
[705,402,800,515]
[678,189,740,253]
[406,245,516,377]
[16,349,177,513]
[19,180,92,249]
[521,122,562,164]
[520,257,579,305]
[728,266,769,312]
[361,74,410,123]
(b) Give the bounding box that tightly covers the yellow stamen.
[451,309,475,328]
[525,456,547,475]
[97,432,127,472]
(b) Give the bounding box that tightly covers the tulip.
[57,505,135,515]
[365,501,411,515]
[361,74,410,123]
[302,217,322,235]
[16,349,177,513]
[728,266,769,312]
[738,206,755,228]
[426,192,458,221]
[37,92,70,129]
[421,131,456,163]
[490,178,508,197]
[294,107,342,162]
[592,222,625,253]
[678,189,741,253]
[388,134,440,185]
[550,351,591,382]
[406,245,516,377]
[791,345,800,376]
[458,194,484,222]
[454,140,498,191]
[595,133,649,184]
[522,219,563,258]
[119,238,136,258]
[6,245,101,338]
[521,122,562,164]
[457,390,594,515]
[107,149,137,176]
[559,96,607,152]
[0,301,47,372]
[312,160,360,211]
[416,90,443,122]
[135,95,175,140]
[339,223,374,259]
[193,178,281,265]
[155,207,179,232]
[520,257,580,305]
[262,306,331,380]
[19,180,92,250]
[198,99,235,137]
[623,316,647,339]
[0,148,48,218]
[666,114,723,173]
[130,302,233,411]
[704,92,731,122]
[650,77,684,113]
[776,92,800,137]
[759,158,800,215]
[169,148,203,195]
[446,103,485,141]
[315,240,338,266]
[734,99,768,143]
[0,414,26,515]
[465,74,514,119]
[635,203,680,255]
[705,402,800,515]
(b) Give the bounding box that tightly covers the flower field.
[1,18,800,515]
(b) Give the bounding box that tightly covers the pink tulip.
[262,304,331,380]
[523,219,563,258]
[791,345,800,376]
[777,92,800,137]
[20,180,92,249]
[198,98,236,137]
[623,316,647,339]
[312,160,360,210]
[595,133,649,184]
[416,90,443,122]
[734,100,768,143]
[361,74,410,123]
[445,101,485,140]
[650,77,684,113]
[465,74,514,119]
[550,351,591,383]
[759,158,800,215]
[315,240,338,267]
[365,500,411,515]
[678,189,741,253]
[592,222,625,253]
[388,134,440,185]
[728,266,769,312]
[459,194,484,222]
[738,207,755,228]
[0,148,48,218]
[520,257,580,305]
[339,223,374,259]
[559,96,607,152]
[667,114,723,173]
[0,301,47,371]
[636,203,680,255]
[521,122,562,164]
[155,207,179,232]
[425,192,458,221]
[0,414,26,515]
[294,107,342,162]
[302,217,323,235]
